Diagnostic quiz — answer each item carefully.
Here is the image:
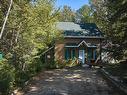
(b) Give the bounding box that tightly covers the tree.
[0,0,13,39]
[90,0,127,60]
[76,5,94,23]
[0,0,60,93]
[0,0,60,73]
[1,0,58,55]
[58,5,76,22]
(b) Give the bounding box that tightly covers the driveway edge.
[99,68,127,95]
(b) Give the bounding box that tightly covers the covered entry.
[64,40,97,64]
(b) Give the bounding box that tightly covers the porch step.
[82,64,89,67]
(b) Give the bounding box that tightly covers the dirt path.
[24,67,123,95]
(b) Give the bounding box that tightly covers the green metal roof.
[57,22,82,30]
[56,22,103,37]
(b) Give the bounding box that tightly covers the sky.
[56,0,89,10]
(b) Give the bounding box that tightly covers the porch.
[64,40,98,65]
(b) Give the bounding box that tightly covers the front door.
[79,50,85,64]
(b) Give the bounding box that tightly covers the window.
[65,49,69,60]
[93,50,97,60]
[65,48,76,60]
[88,48,93,61]
[72,49,76,59]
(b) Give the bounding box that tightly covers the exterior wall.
[55,37,101,62]
[55,43,65,63]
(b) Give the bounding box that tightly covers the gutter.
[64,36,105,39]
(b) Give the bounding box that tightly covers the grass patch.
[43,58,80,69]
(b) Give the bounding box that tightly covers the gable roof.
[65,40,97,48]
[56,22,104,38]
[56,22,81,30]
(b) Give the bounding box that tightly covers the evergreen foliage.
[76,5,94,23]
[90,0,127,60]
[58,5,76,22]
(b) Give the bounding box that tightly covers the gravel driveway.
[25,67,124,95]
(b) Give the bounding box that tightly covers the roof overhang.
[64,36,105,39]
[65,40,97,48]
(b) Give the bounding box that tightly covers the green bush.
[28,57,43,75]
[14,57,44,87]
[55,61,66,68]
[65,58,79,67]
[0,60,15,95]
[15,70,30,87]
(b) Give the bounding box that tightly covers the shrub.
[0,60,15,95]
[65,58,80,67]
[41,62,57,69]
[28,57,44,75]
[15,70,30,87]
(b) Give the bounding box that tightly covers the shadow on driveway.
[25,66,123,95]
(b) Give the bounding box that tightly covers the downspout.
[0,0,13,39]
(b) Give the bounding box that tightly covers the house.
[43,22,104,65]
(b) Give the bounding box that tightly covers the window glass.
[93,50,97,60]
[72,49,75,59]
[88,48,93,61]
[65,49,76,60]
[65,49,69,60]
